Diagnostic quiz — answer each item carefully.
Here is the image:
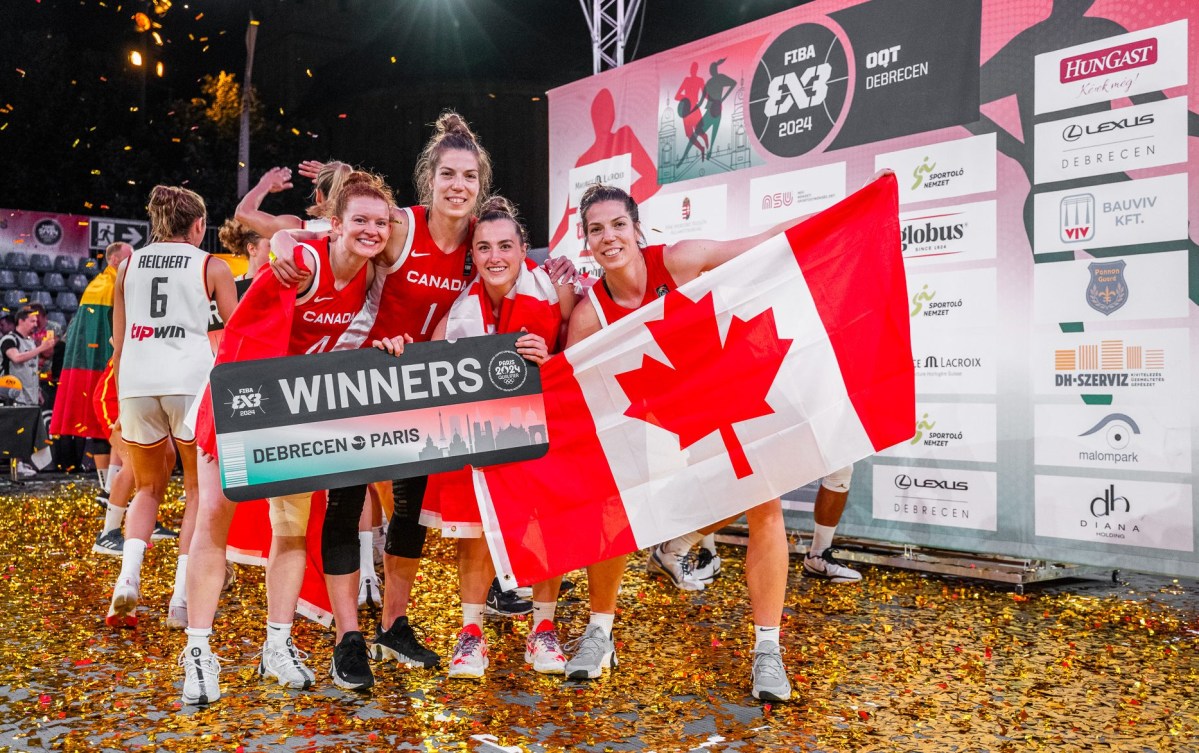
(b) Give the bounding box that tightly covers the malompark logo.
[1079,412,1140,450]
[749,23,848,158]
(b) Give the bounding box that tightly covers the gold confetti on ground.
[0,480,1196,751]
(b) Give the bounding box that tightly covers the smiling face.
[430,149,481,221]
[583,199,642,273]
[331,195,391,259]
[471,218,526,296]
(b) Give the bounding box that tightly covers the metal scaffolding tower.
[578,0,644,74]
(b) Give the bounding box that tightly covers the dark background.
[0,0,804,247]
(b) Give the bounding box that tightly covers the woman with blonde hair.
[106,185,237,630]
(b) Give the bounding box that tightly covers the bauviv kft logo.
[225,385,267,417]
[1061,112,1154,143]
[749,23,848,158]
[893,473,968,492]
[488,350,528,392]
[1060,194,1094,243]
[1086,260,1127,316]
[1060,38,1157,83]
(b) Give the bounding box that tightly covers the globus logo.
[749,23,848,158]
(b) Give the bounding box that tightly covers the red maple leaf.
[615,291,792,479]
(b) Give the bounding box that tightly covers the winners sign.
[212,334,549,501]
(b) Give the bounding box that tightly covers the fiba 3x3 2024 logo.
[749,23,848,158]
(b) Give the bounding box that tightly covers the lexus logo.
[1062,124,1084,142]
[893,474,969,492]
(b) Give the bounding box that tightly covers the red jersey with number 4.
[336,205,474,348]
[288,237,371,355]
[587,244,677,327]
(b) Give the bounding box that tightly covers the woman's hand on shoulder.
[372,333,413,357]
[268,231,312,288]
[543,255,577,287]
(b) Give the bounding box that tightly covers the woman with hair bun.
[178,172,395,705]
[375,196,573,679]
[217,218,272,283]
[272,112,578,677]
[107,185,237,632]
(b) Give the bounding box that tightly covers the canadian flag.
[473,174,914,586]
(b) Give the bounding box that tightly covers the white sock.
[532,601,556,627]
[102,502,127,535]
[588,612,615,637]
[185,627,211,651]
[701,532,717,554]
[358,531,375,576]
[172,554,188,603]
[118,538,147,582]
[462,602,484,628]
[664,531,704,556]
[754,625,780,650]
[265,621,292,647]
[96,467,108,491]
[809,524,836,557]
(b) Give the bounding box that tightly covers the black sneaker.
[151,521,178,541]
[92,528,125,557]
[95,489,110,512]
[371,616,440,668]
[330,631,373,690]
[486,577,533,616]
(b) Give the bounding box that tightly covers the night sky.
[2,0,803,245]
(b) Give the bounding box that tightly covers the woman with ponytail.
[178,172,394,705]
[107,185,237,632]
[233,160,353,238]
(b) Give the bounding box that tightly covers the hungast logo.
[1060,38,1157,83]
[1061,113,1154,142]
[1060,194,1094,243]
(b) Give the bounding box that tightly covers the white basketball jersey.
[119,242,215,398]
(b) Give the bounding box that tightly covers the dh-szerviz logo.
[1060,38,1157,83]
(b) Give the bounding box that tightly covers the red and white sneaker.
[524,620,566,675]
[448,624,488,679]
[105,576,139,628]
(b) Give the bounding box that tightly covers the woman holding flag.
[179,172,394,705]
[374,197,574,679]
[559,182,805,701]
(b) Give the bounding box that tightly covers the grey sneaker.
[258,637,315,689]
[179,645,222,705]
[563,624,617,680]
[92,528,125,557]
[751,641,791,701]
[803,547,862,584]
[646,544,705,591]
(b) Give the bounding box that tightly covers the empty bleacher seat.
[29,290,54,309]
[54,292,79,312]
[2,290,28,309]
[4,252,29,270]
[79,258,101,277]
[29,254,53,273]
[0,271,15,290]
[17,271,40,290]
[54,255,77,274]
[67,274,89,293]
[46,311,68,331]
[43,273,67,292]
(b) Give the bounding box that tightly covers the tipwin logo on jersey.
[131,323,184,340]
[749,24,848,158]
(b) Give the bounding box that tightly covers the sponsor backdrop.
[547,1,1199,577]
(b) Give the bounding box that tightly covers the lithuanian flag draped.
[49,266,117,439]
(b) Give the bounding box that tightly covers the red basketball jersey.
[288,237,371,355]
[587,244,677,327]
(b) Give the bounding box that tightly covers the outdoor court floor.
[0,477,1196,752]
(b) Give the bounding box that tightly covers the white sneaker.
[15,461,37,480]
[803,548,862,584]
[258,637,315,689]
[179,645,223,705]
[105,576,139,628]
[646,544,705,591]
[693,547,722,583]
[165,598,188,630]
[524,621,566,675]
[448,624,488,679]
[751,641,792,701]
[357,575,381,608]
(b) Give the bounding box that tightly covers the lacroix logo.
[1060,38,1157,83]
